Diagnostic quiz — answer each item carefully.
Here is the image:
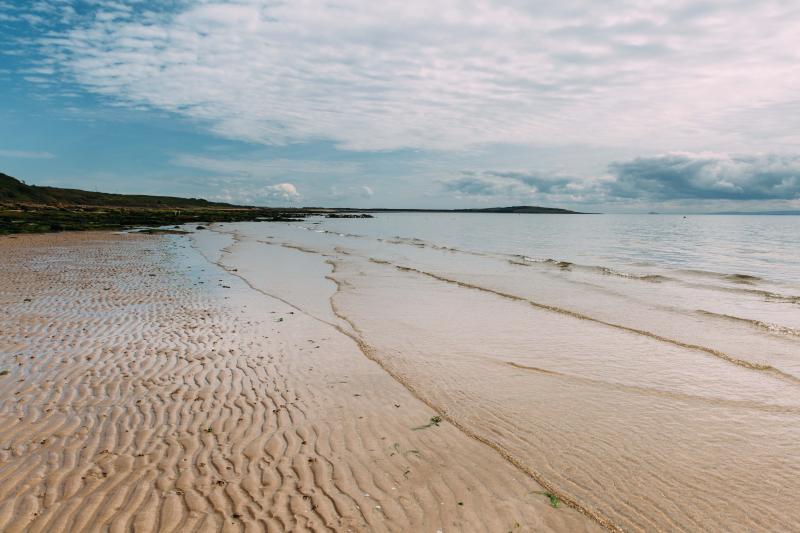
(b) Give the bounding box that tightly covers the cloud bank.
[609,153,800,201]
[443,152,800,206]
[32,0,800,153]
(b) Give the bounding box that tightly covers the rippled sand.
[0,232,596,532]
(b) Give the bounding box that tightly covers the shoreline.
[0,231,597,531]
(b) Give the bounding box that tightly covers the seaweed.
[532,490,560,508]
[412,415,442,430]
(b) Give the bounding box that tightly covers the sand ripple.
[0,232,596,532]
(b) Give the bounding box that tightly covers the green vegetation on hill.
[0,172,309,234]
[0,172,231,208]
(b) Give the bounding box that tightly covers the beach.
[2,214,800,532]
[4,0,798,529]
[0,231,597,532]
[5,0,800,529]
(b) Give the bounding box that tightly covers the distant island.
[1,172,584,234]
[325,206,586,214]
[710,210,800,216]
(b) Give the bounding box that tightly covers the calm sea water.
[315,213,800,285]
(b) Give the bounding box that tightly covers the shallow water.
[317,213,800,283]
[200,214,800,532]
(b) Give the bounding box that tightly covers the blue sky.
[1,0,799,212]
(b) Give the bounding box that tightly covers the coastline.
[0,231,597,532]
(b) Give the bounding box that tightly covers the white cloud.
[267,182,299,200]
[214,181,300,205]
[39,0,800,153]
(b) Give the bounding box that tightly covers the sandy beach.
[3,217,799,532]
[0,231,598,532]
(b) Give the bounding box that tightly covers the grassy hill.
[0,172,309,234]
[0,172,232,208]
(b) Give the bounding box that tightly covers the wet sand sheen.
[0,232,597,532]
[200,221,800,532]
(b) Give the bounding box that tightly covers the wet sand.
[0,232,597,532]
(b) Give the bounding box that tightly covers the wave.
[287,221,800,309]
[511,256,800,302]
[379,235,492,258]
[294,224,365,239]
[697,310,800,338]
[681,269,763,284]
[367,257,800,383]
[511,255,673,283]
[505,362,800,413]
[263,222,800,311]
[725,273,763,284]
[296,224,796,298]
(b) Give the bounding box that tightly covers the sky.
[1,0,800,212]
